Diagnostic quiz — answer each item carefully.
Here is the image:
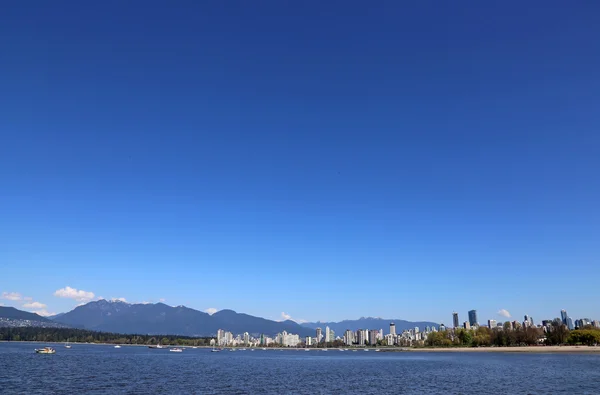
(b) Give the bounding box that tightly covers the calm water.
[1,343,600,394]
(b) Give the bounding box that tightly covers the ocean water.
[1,343,600,394]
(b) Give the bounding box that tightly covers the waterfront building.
[368,330,378,345]
[305,336,312,346]
[356,329,366,346]
[325,326,331,342]
[453,312,459,328]
[243,332,249,345]
[463,321,470,330]
[344,330,354,346]
[567,317,574,330]
[390,322,396,336]
[468,310,478,326]
[439,324,446,332]
[488,319,497,329]
[316,328,322,343]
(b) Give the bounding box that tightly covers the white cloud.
[497,309,511,318]
[33,310,56,317]
[54,286,95,302]
[1,292,22,301]
[280,312,292,321]
[111,297,127,302]
[23,296,33,301]
[205,308,217,315]
[23,301,47,309]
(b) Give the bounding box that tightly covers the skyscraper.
[316,328,322,343]
[468,310,478,326]
[453,312,459,328]
[390,322,396,336]
[566,317,574,330]
[325,326,331,342]
[561,310,568,325]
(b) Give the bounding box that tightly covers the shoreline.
[3,341,600,354]
[402,346,600,353]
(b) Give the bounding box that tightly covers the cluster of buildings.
[213,308,600,348]
[450,309,600,332]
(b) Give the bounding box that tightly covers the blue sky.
[1,1,598,325]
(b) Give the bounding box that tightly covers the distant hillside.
[54,300,313,337]
[302,317,439,335]
[0,306,52,322]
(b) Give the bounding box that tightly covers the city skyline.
[2,2,599,323]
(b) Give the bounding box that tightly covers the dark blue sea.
[1,342,600,394]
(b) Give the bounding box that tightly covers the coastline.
[403,346,600,353]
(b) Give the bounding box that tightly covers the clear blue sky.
[1,1,598,325]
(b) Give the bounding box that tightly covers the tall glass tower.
[468,310,478,326]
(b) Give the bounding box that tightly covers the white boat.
[192,347,198,349]
[229,348,236,352]
[211,348,220,352]
[170,347,183,352]
[339,349,344,352]
[364,349,369,352]
[305,348,310,351]
[114,345,121,349]
[375,349,381,352]
[35,347,56,354]
[261,348,267,351]
[65,340,71,349]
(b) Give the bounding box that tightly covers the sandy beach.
[405,346,600,353]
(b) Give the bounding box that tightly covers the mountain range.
[50,300,314,337]
[1,302,437,338]
[302,317,438,335]
[0,306,52,322]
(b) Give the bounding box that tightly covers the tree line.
[0,327,213,346]
[425,321,600,348]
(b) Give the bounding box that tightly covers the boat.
[305,348,310,351]
[364,349,369,352]
[211,348,220,352]
[148,344,165,349]
[261,348,267,351]
[170,347,183,353]
[114,345,121,349]
[375,349,381,352]
[192,346,198,349]
[229,348,236,352]
[339,349,344,352]
[35,347,56,354]
[65,340,71,349]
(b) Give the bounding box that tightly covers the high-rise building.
[561,310,568,325]
[468,310,478,326]
[356,329,366,346]
[593,320,600,328]
[390,322,396,336]
[368,330,378,346]
[243,332,250,345]
[305,336,312,346]
[453,312,459,328]
[488,319,497,329]
[463,321,470,330]
[325,326,331,342]
[316,328,323,343]
[344,330,354,346]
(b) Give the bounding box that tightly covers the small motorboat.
[114,345,121,349]
[211,348,220,352]
[35,347,56,354]
[170,347,183,353]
